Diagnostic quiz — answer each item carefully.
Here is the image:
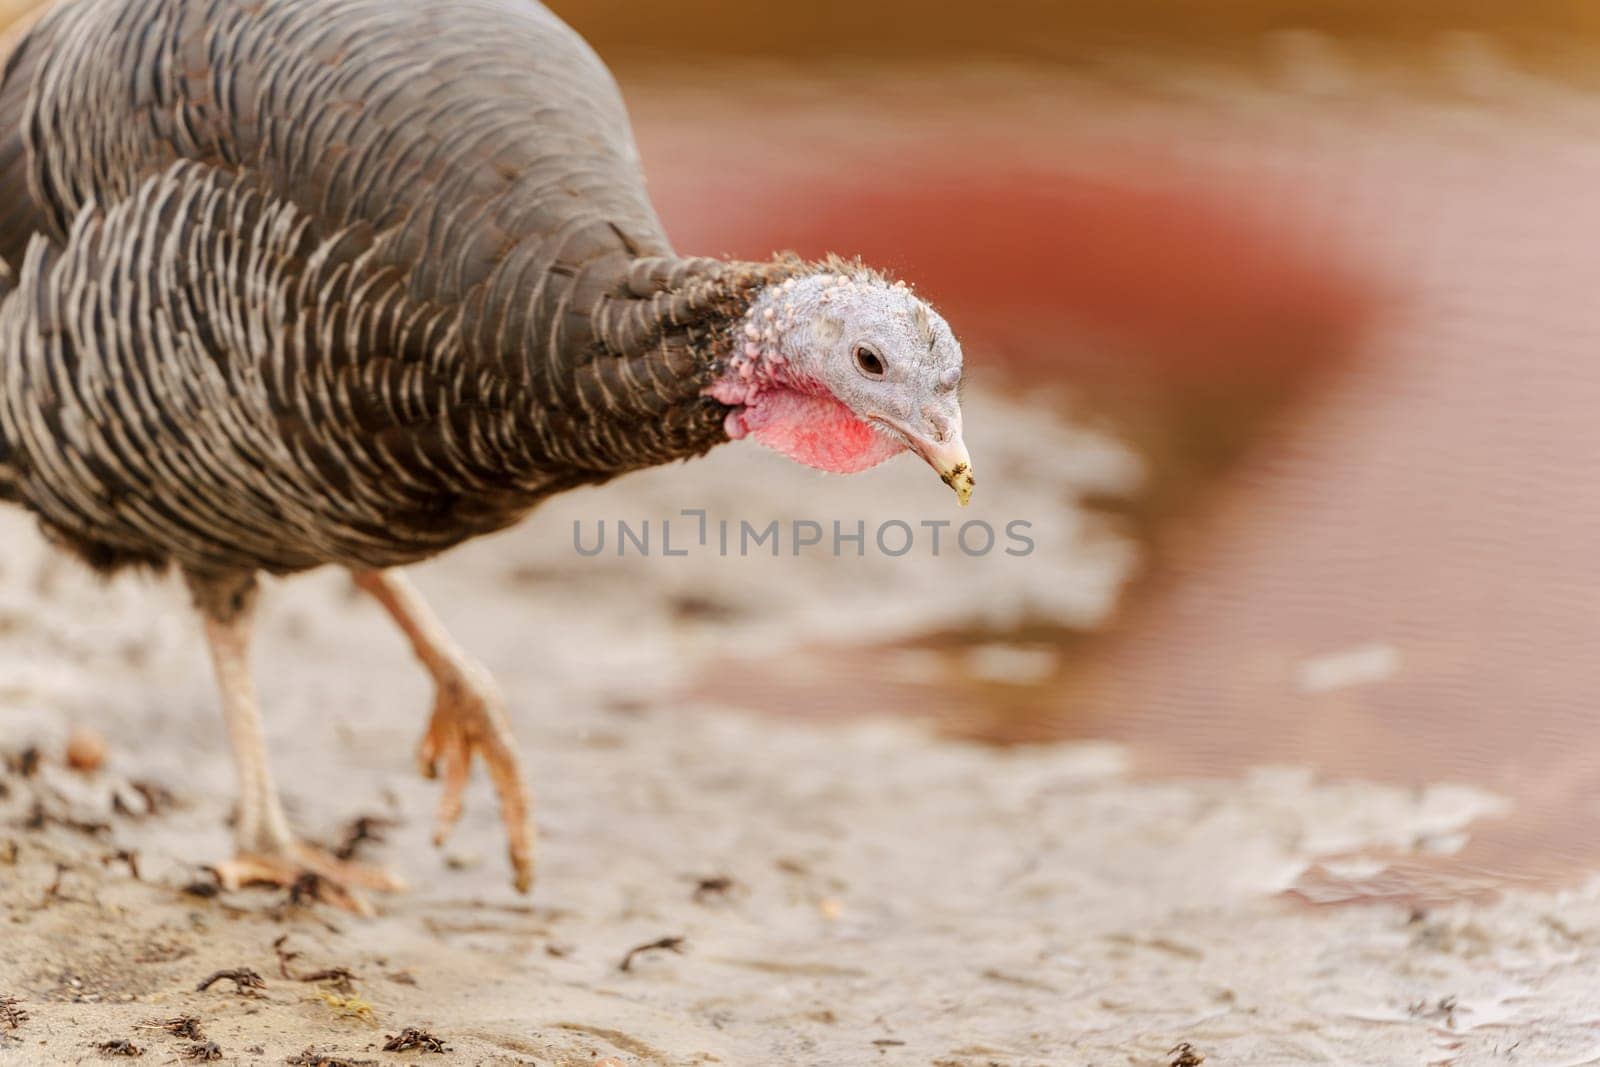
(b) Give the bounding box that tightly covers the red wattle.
[743,389,904,474]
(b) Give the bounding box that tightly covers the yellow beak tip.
[943,467,975,507]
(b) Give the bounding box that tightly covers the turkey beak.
[871,413,975,506]
[917,434,975,507]
[908,428,966,508]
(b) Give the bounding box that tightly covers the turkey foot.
[354,570,536,893]
[214,841,405,917]
[417,664,535,892]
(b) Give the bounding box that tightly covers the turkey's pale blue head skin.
[709,271,973,505]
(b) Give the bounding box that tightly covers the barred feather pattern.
[0,0,802,578]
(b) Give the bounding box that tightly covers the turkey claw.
[417,666,535,893]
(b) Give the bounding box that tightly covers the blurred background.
[540,0,1600,904]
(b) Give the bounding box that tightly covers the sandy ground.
[0,385,1593,1066]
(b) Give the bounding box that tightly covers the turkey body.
[0,0,960,903]
[0,0,766,579]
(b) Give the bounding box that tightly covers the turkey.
[0,0,973,911]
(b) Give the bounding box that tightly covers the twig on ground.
[382,1028,449,1053]
[94,1038,143,1056]
[299,968,357,993]
[618,935,686,973]
[135,1017,204,1041]
[272,934,301,978]
[0,995,26,1029]
[195,968,265,994]
[691,875,737,903]
[332,815,396,861]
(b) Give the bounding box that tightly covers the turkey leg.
[189,571,404,915]
[352,569,535,893]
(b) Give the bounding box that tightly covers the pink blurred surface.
[632,83,1370,387]
[664,72,1600,901]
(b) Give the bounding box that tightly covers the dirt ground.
[0,382,1593,1067]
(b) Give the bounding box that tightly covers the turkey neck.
[454,252,808,497]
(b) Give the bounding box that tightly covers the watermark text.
[572,509,1034,559]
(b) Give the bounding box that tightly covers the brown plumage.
[0,0,972,907]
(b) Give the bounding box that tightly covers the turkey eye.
[853,344,886,378]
